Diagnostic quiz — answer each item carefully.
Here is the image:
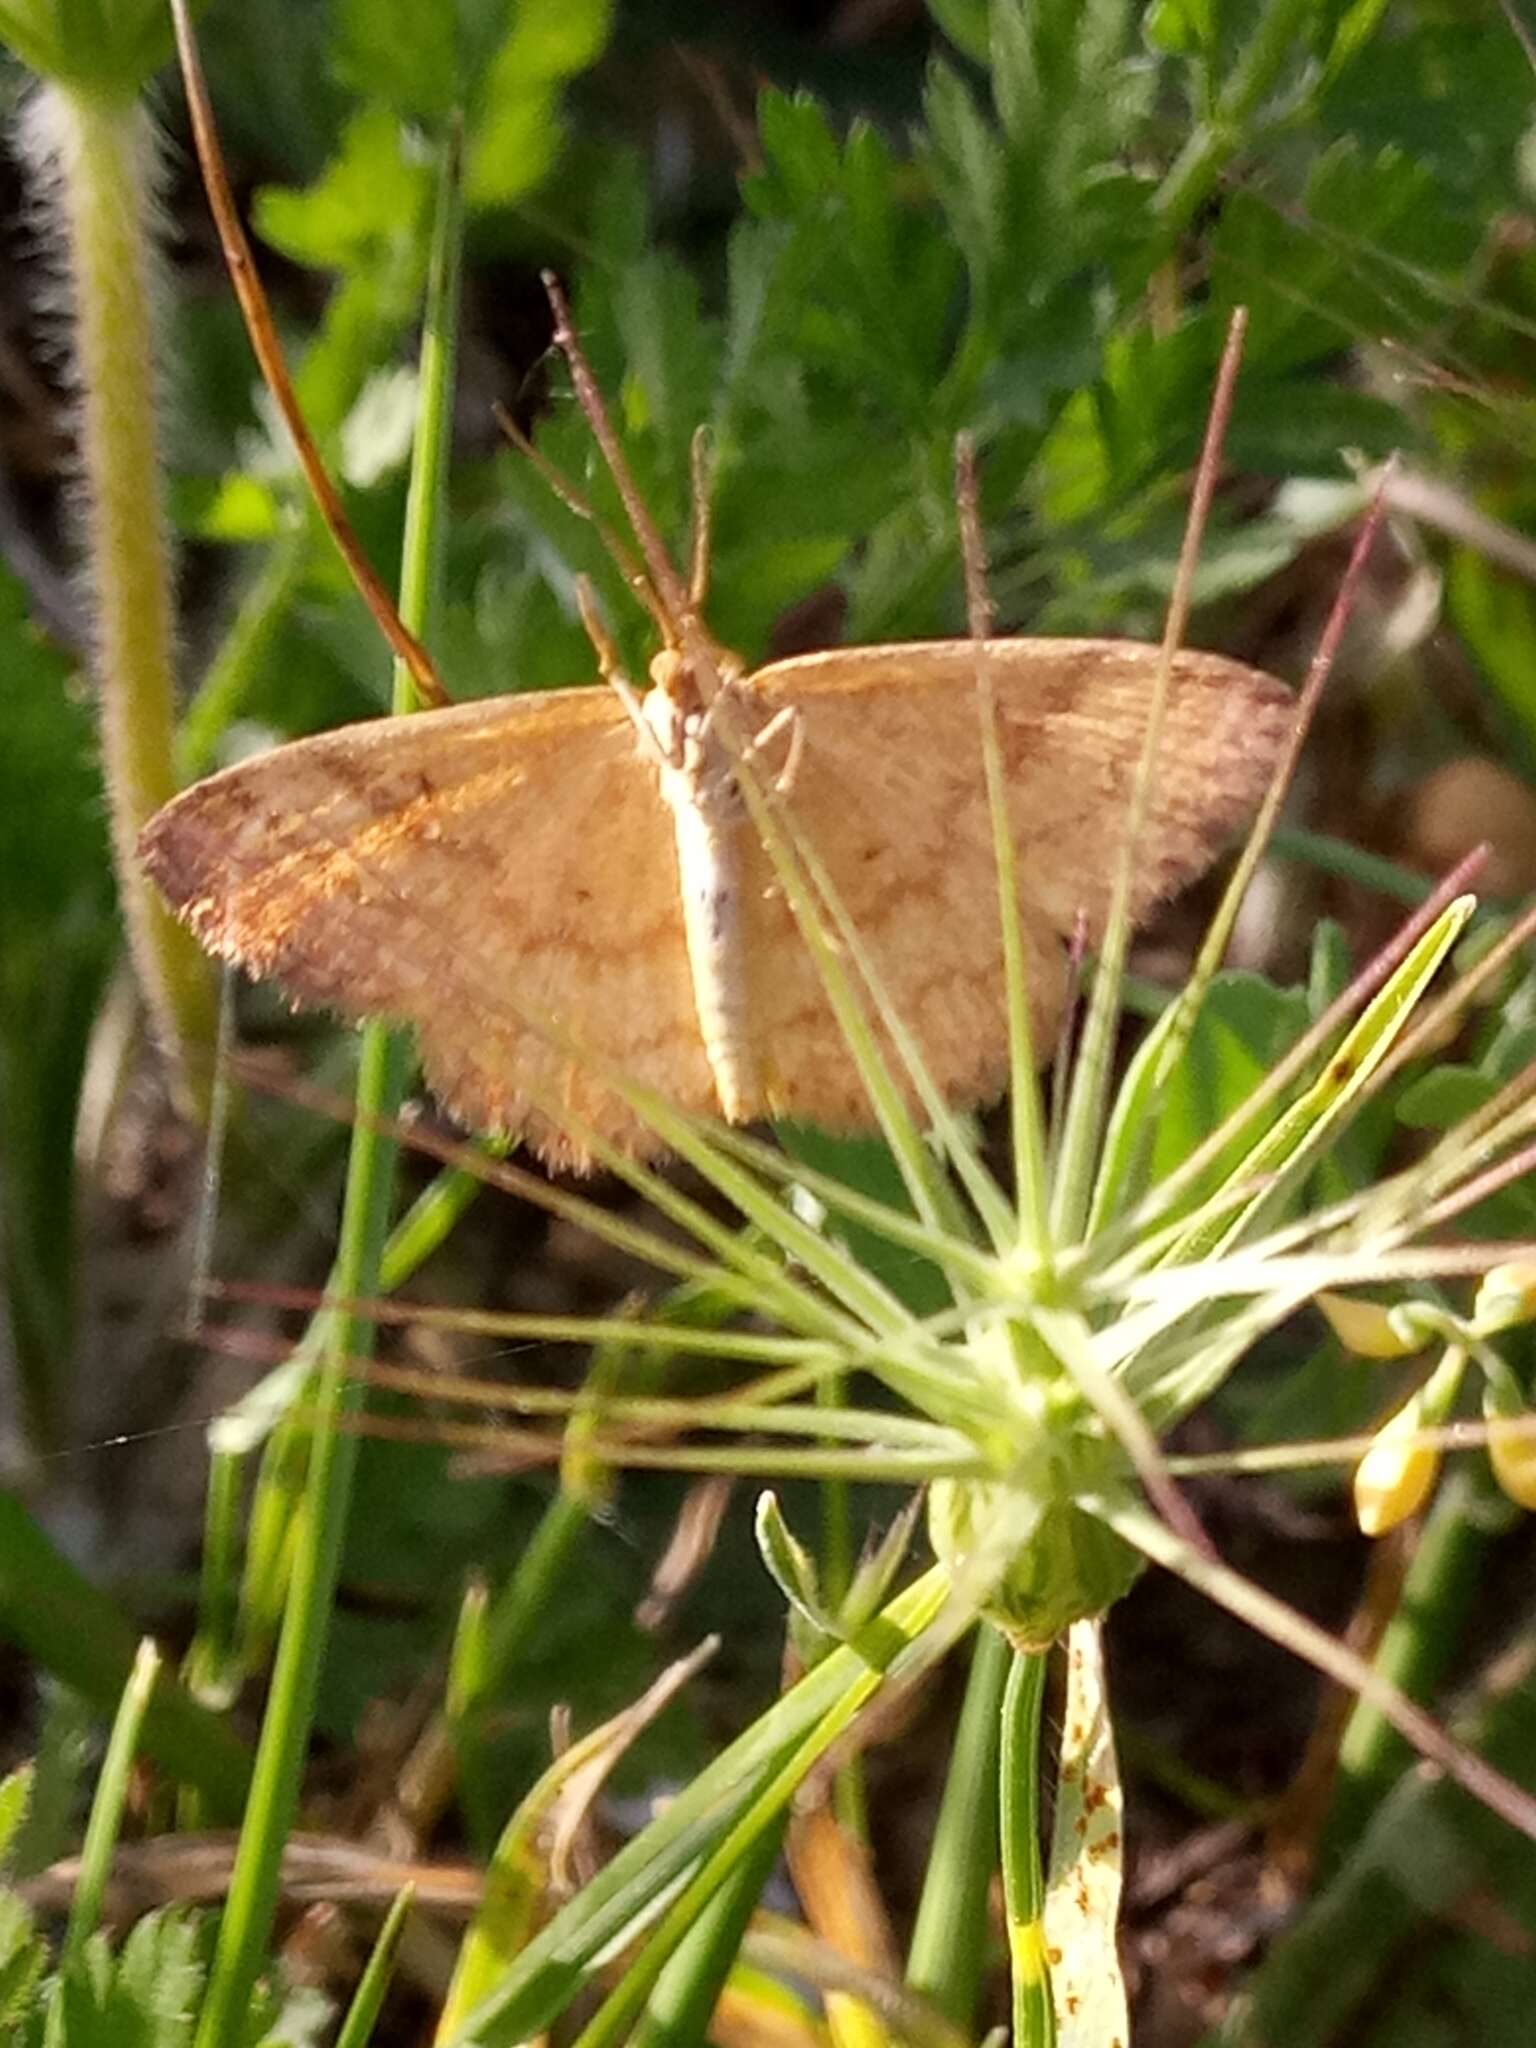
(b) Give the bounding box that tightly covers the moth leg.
[740,703,804,796]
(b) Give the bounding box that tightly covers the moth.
[141,609,1291,1169]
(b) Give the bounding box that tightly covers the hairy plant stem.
[26,82,214,1108]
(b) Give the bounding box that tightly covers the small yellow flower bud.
[1473,1262,1536,1338]
[1354,1396,1440,1536]
[1319,1292,1421,1360]
[1484,1391,1536,1511]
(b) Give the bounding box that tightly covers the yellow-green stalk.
[20,80,214,1110]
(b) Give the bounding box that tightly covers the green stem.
[568,1616,939,2048]
[58,1639,160,1968]
[429,1489,590,1848]
[1000,1647,1054,2048]
[906,1622,1008,2027]
[176,529,308,780]
[28,82,214,1106]
[180,1444,245,1818]
[1323,1465,1504,1861]
[817,1368,868,1837]
[191,122,463,2048]
[193,1031,411,2048]
[336,1885,415,2048]
[1270,827,1435,907]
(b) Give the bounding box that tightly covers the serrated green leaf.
[841,118,898,286]
[1211,140,1468,375]
[987,0,1041,149]
[753,89,843,213]
[255,105,430,270]
[1326,22,1531,208]
[612,255,713,470]
[467,0,614,206]
[1143,0,1212,56]
[1322,0,1391,81]
[922,58,1006,281]
[0,1770,32,1877]
[115,1910,206,2042]
[0,1888,43,2026]
[923,0,991,66]
[334,0,459,118]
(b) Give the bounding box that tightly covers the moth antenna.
[167,0,449,710]
[490,399,672,644]
[687,425,715,610]
[952,432,995,643]
[541,271,693,629]
[1166,307,1247,662]
[573,575,624,680]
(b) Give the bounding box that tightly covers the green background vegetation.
[4,1,1536,2042]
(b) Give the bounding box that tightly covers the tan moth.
[140,559,1290,1171]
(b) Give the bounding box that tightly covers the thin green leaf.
[336,1886,415,2048]
[442,1567,955,2045]
[755,1491,835,1638]
[1166,896,1476,1263]
[61,1641,161,1966]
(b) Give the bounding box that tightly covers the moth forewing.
[729,637,1292,1124]
[139,687,714,1171]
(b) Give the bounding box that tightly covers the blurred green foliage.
[0,0,174,96]
[0,572,115,1450]
[3,1,1536,2033]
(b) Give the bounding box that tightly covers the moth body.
[641,666,760,1124]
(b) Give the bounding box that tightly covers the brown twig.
[167,0,449,709]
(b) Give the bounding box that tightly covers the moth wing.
[738,637,1291,1130]
[141,689,713,1168]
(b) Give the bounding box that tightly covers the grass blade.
[58,1640,160,1969]
[906,1623,1008,2028]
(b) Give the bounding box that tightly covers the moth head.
[648,633,744,714]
